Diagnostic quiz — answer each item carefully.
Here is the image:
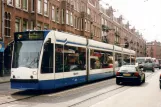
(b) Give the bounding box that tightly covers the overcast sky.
[101,0,161,42]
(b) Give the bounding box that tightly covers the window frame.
[22,0,28,11]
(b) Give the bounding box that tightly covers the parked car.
[158,59,161,69]
[152,58,160,68]
[116,65,145,85]
[143,59,155,72]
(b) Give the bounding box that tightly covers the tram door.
[40,39,54,89]
[55,44,64,88]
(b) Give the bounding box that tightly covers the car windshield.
[119,66,136,72]
[145,59,152,63]
[12,40,43,68]
[136,59,145,63]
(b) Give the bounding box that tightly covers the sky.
[101,0,161,42]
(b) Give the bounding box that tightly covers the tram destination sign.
[14,31,44,41]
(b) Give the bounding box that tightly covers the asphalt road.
[0,70,159,107]
[91,70,161,107]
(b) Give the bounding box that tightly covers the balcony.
[81,12,92,20]
[61,1,74,10]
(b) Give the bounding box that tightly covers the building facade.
[100,6,146,57]
[146,41,161,59]
[0,0,146,76]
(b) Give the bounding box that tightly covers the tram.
[10,30,135,90]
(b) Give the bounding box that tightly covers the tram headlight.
[32,71,37,75]
[30,75,33,79]
[13,75,15,79]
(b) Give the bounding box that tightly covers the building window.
[38,0,42,14]
[94,12,97,22]
[37,22,42,30]
[81,2,85,12]
[70,12,73,26]
[74,0,76,10]
[15,18,21,32]
[23,19,28,31]
[44,0,48,16]
[30,21,34,30]
[81,18,83,31]
[22,0,28,10]
[15,0,21,8]
[52,6,55,21]
[62,9,65,24]
[74,0,79,12]
[87,8,90,15]
[5,12,11,37]
[56,8,59,22]
[66,10,69,25]
[85,19,87,31]
[115,35,119,43]
[75,16,77,29]
[77,18,79,30]
[77,0,79,12]
[87,21,90,32]
[7,0,13,6]
[101,18,104,25]
[31,0,35,12]
[44,24,49,30]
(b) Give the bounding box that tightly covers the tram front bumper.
[10,79,39,90]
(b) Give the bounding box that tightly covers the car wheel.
[159,67,161,69]
[152,68,155,72]
[142,74,145,83]
[116,79,120,85]
[160,82,161,89]
[143,68,146,72]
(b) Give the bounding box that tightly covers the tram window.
[123,55,131,65]
[41,43,53,73]
[115,53,122,67]
[90,49,113,69]
[64,45,86,72]
[55,44,63,73]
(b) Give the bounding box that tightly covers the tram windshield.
[12,40,43,68]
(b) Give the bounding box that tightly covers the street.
[0,70,160,107]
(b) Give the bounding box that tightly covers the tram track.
[0,72,155,106]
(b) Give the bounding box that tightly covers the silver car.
[143,59,155,72]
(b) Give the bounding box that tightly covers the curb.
[0,77,10,84]
[0,80,10,84]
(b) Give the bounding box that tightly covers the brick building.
[100,5,146,57]
[0,0,146,76]
[146,41,161,59]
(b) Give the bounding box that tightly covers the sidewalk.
[0,76,10,83]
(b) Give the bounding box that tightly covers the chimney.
[117,15,123,24]
[125,21,130,29]
[131,27,135,33]
[107,6,114,18]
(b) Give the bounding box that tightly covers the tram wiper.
[27,58,38,68]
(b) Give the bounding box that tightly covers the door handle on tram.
[73,72,79,75]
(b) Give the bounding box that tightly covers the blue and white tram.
[10,30,135,90]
